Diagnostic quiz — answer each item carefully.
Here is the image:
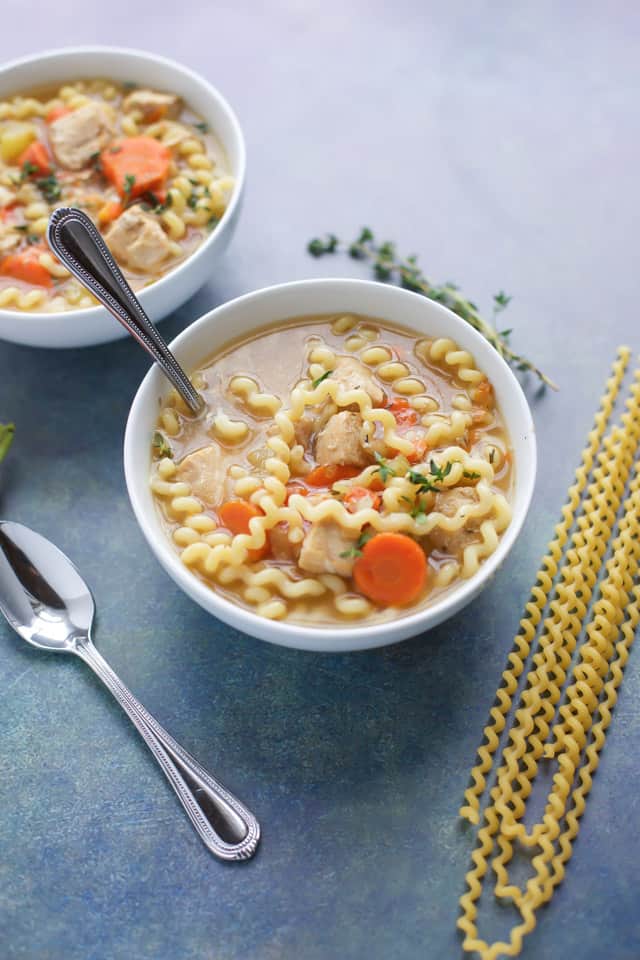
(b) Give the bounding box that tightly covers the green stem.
[0,423,15,463]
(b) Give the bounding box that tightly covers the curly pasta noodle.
[417,337,486,386]
[457,349,640,960]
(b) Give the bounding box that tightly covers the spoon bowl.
[0,522,93,651]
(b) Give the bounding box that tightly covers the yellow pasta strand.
[457,349,640,960]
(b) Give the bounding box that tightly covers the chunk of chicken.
[49,103,114,170]
[330,356,385,407]
[176,444,226,508]
[299,520,360,577]
[425,487,482,556]
[105,206,172,272]
[269,522,302,564]
[123,89,181,122]
[315,411,371,468]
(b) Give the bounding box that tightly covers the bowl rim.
[0,44,246,323]
[124,277,538,649]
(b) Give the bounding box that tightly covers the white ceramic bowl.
[124,279,537,652]
[0,46,245,349]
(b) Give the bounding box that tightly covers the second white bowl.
[0,46,245,349]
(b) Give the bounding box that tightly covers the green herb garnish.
[429,459,453,483]
[26,234,40,245]
[374,450,395,484]
[36,174,62,203]
[123,81,138,91]
[410,498,430,523]
[312,369,333,389]
[187,192,198,209]
[20,160,38,181]
[152,431,173,459]
[306,228,556,389]
[123,173,136,201]
[463,470,481,480]
[489,449,496,464]
[206,214,219,231]
[194,121,209,133]
[0,423,15,463]
[340,529,374,559]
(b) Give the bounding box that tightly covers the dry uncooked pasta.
[458,348,640,959]
[149,314,514,625]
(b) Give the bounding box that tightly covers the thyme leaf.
[340,529,374,559]
[152,431,173,459]
[373,450,395,484]
[312,369,333,389]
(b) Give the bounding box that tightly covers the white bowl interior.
[124,279,536,652]
[0,47,245,348]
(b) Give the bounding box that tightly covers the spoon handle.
[75,637,260,861]
[47,207,203,415]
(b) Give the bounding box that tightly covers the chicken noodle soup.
[150,315,513,625]
[0,78,233,311]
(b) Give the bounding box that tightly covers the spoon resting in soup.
[150,314,513,625]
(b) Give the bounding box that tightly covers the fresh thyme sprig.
[307,228,556,389]
[152,431,173,459]
[312,369,333,389]
[340,529,374,559]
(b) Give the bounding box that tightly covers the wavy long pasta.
[458,348,640,960]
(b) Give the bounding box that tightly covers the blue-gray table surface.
[1,4,639,959]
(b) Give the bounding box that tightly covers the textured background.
[1,3,639,959]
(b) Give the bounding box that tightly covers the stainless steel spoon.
[0,521,260,861]
[47,207,204,415]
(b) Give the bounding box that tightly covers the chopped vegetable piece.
[284,482,309,502]
[0,122,35,163]
[97,200,124,225]
[46,105,74,124]
[17,141,51,177]
[353,532,428,606]
[343,486,381,513]
[100,136,170,200]
[388,397,419,427]
[0,244,52,287]
[0,422,14,463]
[218,500,269,562]
[474,379,494,409]
[304,464,361,487]
[407,437,428,464]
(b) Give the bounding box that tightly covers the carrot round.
[353,532,428,606]
[343,486,381,513]
[17,140,51,176]
[100,137,170,199]
[218,500,269,562]
[305,464,361,487]
[0,245,52,288]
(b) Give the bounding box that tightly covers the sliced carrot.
[97,200,124,226]
[474,379,494,409]
[407,437,429,465]
[0,244,52,288]
[17,140,51,176]
[343,486,381,513]
[46,105,74,124]
[0,203,17,223]
[217,500,269,562]
[388,397,419,427]
[304,464,361,487]
[353,532,428,606]
[284,482,309,503]
[100,136,171,199]
[369,475,385,492]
